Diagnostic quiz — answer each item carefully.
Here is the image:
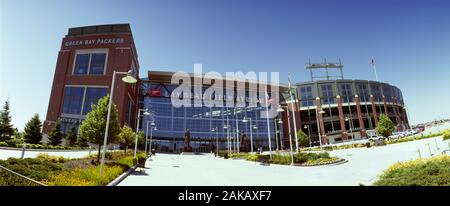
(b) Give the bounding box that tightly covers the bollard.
[434,139,440,150]
[427,143,432,156]
[417,148,421,159]
[21,143,26,159]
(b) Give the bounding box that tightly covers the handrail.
[0,164,47,186]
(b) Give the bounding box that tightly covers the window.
[62,86,107,116]
[300,86,313,107]
[125,97,133,125]
[339,83,353,103]
[320,84,334,104]
[74,54,90,75]
[83,87,107,114]
[356,83,369,101]
[370,84,382,101]
[73,52,107,75]
[62,87,84,114]
[89,53,106,74]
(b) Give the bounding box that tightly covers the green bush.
[230,153,249,159]
[36,154,68,163]
[269,154,292,165]
[43,164,124,186]
[0,142,8,147]
[0,157,63,185]
[443,131,450,141]
[373,155,450,186]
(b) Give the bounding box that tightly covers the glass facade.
[142,83,277,150]
[74,53,106,75]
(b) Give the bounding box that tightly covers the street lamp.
[145,120,156,155]
[223,124,230,156]
[134,109,150,158]
[304,124,311,147]
[100,70,137,177]
[149,124,157,155]
[315,99,325,152]
[211,127,219,156]
[277,105,294,165]
[242,117,254,153]
[345,116,354,141]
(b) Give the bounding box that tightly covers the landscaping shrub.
[230,153,249,159]
[43,164,124,186]
[373,155,450,186]
[269,154,291,165]
[443,131,450,141]
[246,154,259,161]
[0,157,63,185]
[0,142,8,147]
[116,156,135,169]
[36,154,68,163]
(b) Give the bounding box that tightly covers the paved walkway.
[119,135,450,186]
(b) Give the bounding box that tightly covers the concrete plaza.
[118,135,450,186]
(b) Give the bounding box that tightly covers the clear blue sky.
[1,0,449,131]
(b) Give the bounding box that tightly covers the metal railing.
[0,164,47,186]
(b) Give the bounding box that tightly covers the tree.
[66,126,78,147]
[76,133,89,147]
[48,120,64,146]
[376,114,395,138]
[79,95,120,162]
[0,100,15,141]
[137,131,145,149]
[296,130,310,148]
[118,125,134,152]
[24,114,42,144]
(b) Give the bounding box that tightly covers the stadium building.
[43,24,409,151]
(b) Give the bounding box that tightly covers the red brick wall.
[43,33,139,134]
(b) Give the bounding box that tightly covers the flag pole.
[265,88,272,159]
[370,58,379,82]
[288,73,299,153]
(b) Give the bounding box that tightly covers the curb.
[107,165,137,186]
[0,146,91,152]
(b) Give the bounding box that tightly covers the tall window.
[124,97,133,125]
[339,83,353,103]
[62,87,84,114]
[356,83,369,101]
[370,84,382,101]
[300,86,313,107]
[74,52,107,75]
[62,86,107,116]
[82,88,107,115]
[320,84,334,104]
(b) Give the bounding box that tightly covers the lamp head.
[121,70,138,84]
[276,105,284,112]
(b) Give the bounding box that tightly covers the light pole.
[304,124,311,147]
[135,109,150,158]
[211,127,219,156]
[145,120,155,155]
[100,70,137,177]
[223,124,230,156]
[274,118,282,152]
[345,116,354,141]
[149,125,157,155]
[277,105,293,165]
[242,117,254,153]
[315,98,325,151]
